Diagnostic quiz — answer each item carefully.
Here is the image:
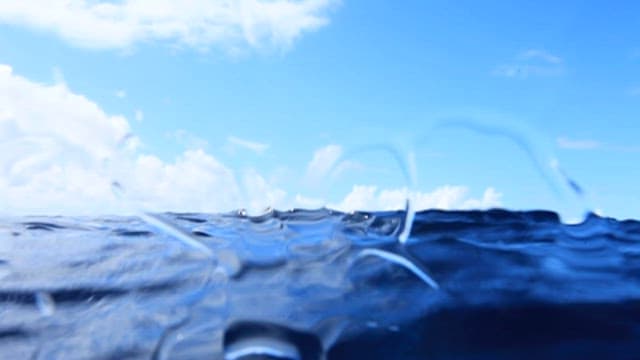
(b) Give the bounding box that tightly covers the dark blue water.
[1,209,639,359]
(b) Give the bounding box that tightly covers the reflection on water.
[0,209,639,358]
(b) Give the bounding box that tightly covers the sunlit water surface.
[1,209,639,359]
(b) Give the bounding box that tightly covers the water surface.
[0,209,638,359]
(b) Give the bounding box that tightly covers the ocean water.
[1,209,639,359]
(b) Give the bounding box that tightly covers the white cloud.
[115,90,127,99]
[0,0,337,52]
[459,187,503,209]
[227,135,269,154]
[122,150,243,212]
[0,63,286,215]
[494,49,564,79]
[0,64,131,162]
[305,144,342,183]
[135,109,144,122]
[331,185,503,212]
[556,136,601,150]
[1,64,131,214]
[240,168,287,211]
[0,64,504,215]
[294,194,325,209]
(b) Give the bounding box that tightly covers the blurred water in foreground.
[1,209,639,359]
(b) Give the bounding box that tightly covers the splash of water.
[415,116,593,222]
[97,119,600,358]
[327,144,439,289]
[112,182,198,248]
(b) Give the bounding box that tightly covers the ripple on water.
[0,210,638,358]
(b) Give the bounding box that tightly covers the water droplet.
[140,212,214,258]
[217,249,243,278]
[35,292,55,317]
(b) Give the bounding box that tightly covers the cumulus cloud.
[0,0,337,51]
[0,64,130,162]
[0,63,280,215]
[1,64,131,214]
[294,194,325,209]
[494,49,564,79]
[0,64,503,215]
[240,168,287,211]
[121,150,243,212]
[331,185,503,212]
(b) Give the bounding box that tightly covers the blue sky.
[0,0,638,220]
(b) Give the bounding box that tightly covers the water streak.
[0,210,638,358]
